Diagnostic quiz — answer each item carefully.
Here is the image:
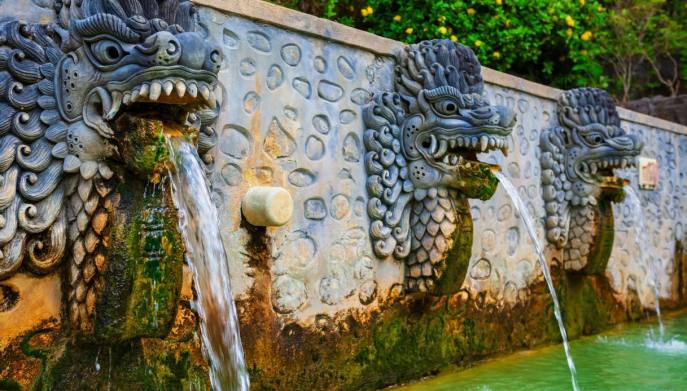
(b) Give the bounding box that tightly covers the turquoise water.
[396,312,687,391]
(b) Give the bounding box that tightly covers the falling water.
[624,187,665,340]
[167,138,250,391]
[495,172,580,391]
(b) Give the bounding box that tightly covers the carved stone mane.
[540,88,642,272]
[363,40,514,293]
[0,0,221,331]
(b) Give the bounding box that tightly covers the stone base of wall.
[237,267,685,391]
[2,254,686,390]
[626,95,687,126]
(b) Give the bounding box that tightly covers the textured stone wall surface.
[202,10,400,320]
[608,123,687,307]
[202,6,687,325]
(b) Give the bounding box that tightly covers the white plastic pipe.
[241,186,293,227]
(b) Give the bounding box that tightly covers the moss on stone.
[583,199,616,275]
[95,180,184,342]
[241,266,638,391]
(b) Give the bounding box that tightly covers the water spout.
[625,187,665,340]
[167,138,250,391]
[495,172,580,391]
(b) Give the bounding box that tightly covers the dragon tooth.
[206,90,218,109]
[149,81,162,101]
[442,155,450,164]
[480,135,488,151]
[488,137,496,148]
[435,139,448,158]
[471,137,478,149]
[457,137,464,147]
[131,87,141,102]
[139,83,149,98]
[621,159,627,168]
[123,92,132,105]
[188,82,198,98]
[199,83,211,101]
[450,155,458,165]
[163,80,174,96]
[103,91,122,120]
[175,80,187,97]
[449,138,456,148]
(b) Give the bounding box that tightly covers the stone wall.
[1,0,686,389]
[199,0,687,324]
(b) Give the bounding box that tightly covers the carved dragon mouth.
[85,68,219,139]
[421,132,509,170]
[106,66,219,110]
[578,154,638,182]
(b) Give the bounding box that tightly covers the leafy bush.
[270,0,685,100]
[272,0,610,90]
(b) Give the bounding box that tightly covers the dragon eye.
[583,132,604,146]
[432,100,459,116]
[90,40,126,65]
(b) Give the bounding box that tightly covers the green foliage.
[598,0,687,101]
[273,0,687,100]
[275,0,610,90]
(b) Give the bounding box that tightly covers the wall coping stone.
[195,0,687,136]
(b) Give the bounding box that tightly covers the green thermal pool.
[396,312,687,390]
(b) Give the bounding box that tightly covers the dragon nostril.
[210,50,221,64]
[167,41,178,55]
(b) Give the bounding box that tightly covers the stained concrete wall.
[198,0,687,325]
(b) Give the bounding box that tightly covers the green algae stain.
[583,199,616,275]
[121,192,184,340]
[94,179,184,343]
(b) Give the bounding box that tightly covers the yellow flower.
[450,35,458,42]
[393,15,402,22]
[438,15,447,23]
[581,31,593,41]
[474,40,483,47]
[405,27,414,34]
[367,6,373,14]
[580,50,588,56]
[438,26,448,35]
[505,19,512,27]
[467,8,476,16]
[496,0,503,5]
[579,0,585,5]
[597,6,604,12]
[361,8,368,17]
[566,28,573,37]
[493,51,501,59]
[565,15,575,27]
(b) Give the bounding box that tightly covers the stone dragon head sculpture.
[540,88,642,273]
[363,40,515,293]
[0,0,221,331]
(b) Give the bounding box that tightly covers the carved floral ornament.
[540,88,643,272]
[0,0,221,331]
[363,40,516,293]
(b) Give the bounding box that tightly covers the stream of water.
[625,187,665,339]
[167,139,250,391]
[494,172,580,391]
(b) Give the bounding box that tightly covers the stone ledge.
[194,0,687,136]
[195,0,402,55]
